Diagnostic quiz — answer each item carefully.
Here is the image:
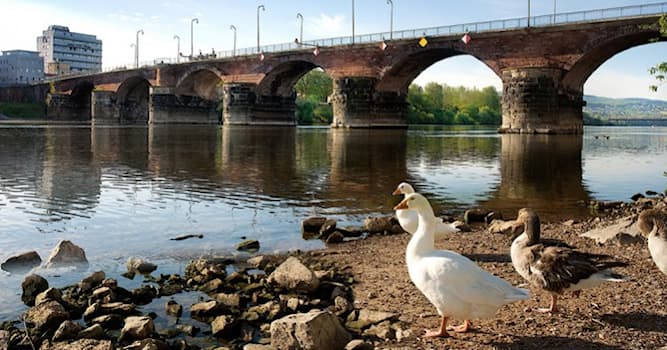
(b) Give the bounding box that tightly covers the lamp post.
[553,0,557,24]
[173,35,181,63]
[130,43,136,68]
[351,0,356,44]
[527,0,531,27]
[230,25,237,56]
[386,0,393,40]
[190,18,199,58]
[135,29,143,68]
[296,13,304,46]
[257,5,265,53]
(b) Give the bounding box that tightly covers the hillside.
[584,95,667,121]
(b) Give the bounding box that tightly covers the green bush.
[0,102,46,119]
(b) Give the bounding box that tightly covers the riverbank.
[3,194,666,349]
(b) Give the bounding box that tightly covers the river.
[0,124,665,318]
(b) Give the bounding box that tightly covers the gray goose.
[637,209,667,275]
[510,208,628,313]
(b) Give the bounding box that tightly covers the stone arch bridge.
[46,7,665,133]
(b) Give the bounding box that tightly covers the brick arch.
[69,81,95,120]
[562,27,663,91]
[255,60,328,97]
[376,48,500,93]
[116,76,152,123]
[175,68,224,100]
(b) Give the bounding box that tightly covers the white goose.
[637,209,667,275]
[394,193,528,338]
[511,208,628,313]
[392,182,459,237]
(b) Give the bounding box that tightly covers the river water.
[0,124,665,318]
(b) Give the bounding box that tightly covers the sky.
[0,0,665,100]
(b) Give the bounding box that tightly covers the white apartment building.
[0,50,44,86]
[37,25,102,74]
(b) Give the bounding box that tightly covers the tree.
[649,15,667,92]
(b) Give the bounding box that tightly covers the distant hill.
[584,95,667,121]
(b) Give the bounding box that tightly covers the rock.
[464,209,491,224]
[243,345,273,350]
[132,285,159,305]
[44,240,88,268]
[24,300,69,333]
[199,278,224,293]
[174,324,199,336]
[212,293,241,308]
[363,216,396,233]
[580,215,641,244]
[120,316,154,341]
[22,274,49,306]
[247,255,274,269]
[78,324,105,339]
[301,217,327,233]
[90,314,124,330]
[345,339,374,350]
[237,240,260,252]
[40,339,113,350]
[268,257,320,293]
[1,251,42,273]
[79,271,106,292]
[190,301,220,320]
[363,321,395,340]
[0,330,9,350]
[165,300,183,317]
[357,309,398,325]
[325,231,345,244]
[83,302,136,321]
[126,257,158,275]
[271,310,351,350]
[170,234,204,241]
[487,220,521,235]
[123,339,171,350]
[35,287,63,306]
[211,315,239,338]
[610,233,645,246]
[334,296,353,317]
[646,190,659,196]
[590,200,624,211]
[52,320,82,342]
[319,219,337,238]
[563,219,577,227]
[631,193,645,201]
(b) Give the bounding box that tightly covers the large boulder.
[268,257,320,293]
[22,274,49,306]
[211,315,239,338]
[35,287,63,306]
[44,240,88,269]
[39,339,113,350]
[1,251,42,273]
[487,219,522,235]
[120,316,155,341]
[363,216,402,234]
[271,310,351,350]
[126,257,157,275]
[24,300,69,333]
[52,320,82,342]
[0,330,10,350]
[580,215,641,244]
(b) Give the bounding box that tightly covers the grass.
[0,102,46,119]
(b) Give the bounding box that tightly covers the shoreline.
[3,195,666,349]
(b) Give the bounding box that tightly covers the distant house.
[37,25,102,75]
[0,50,44,86]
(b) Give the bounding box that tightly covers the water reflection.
[482,134,591,220]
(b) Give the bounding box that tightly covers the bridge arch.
[376,48,500,93]
[116,76,152,124]
[175,68,224,100]
[256,60,327,97]
[69,81,95,120]
[562,29,664,91]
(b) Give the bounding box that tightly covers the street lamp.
[130,43,136,68]
[386,0,393,40]
[527,0,531,27]
[190,18,199,58]
[553,0,557,24]
[135,29,144,68]
[230,25,237,57]
[351,0,355,44]
[296,13,304,46]
[257,5,265,53]
[173,35,181,63]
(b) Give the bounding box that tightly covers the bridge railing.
[46,1,666,81]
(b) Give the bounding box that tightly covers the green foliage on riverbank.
[295,70,333,124]
[649,15,666,92]
[407,83,502,125]
[0,102,45,119]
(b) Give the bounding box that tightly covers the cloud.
[585,69,667,100]
[307,14,346,38]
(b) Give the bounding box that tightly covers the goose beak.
[392,188,402,196]
[394,199,409,210]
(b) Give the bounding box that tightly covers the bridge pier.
[330,77,407,128]
[47,93,91,121]
[499,68,584,134]
[91,91,120,125]
[149,87,220,124]
[222,83,297,126]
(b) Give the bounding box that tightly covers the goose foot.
[537,294,559,313]
[447,320,472,333]
[423,316,450,338]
